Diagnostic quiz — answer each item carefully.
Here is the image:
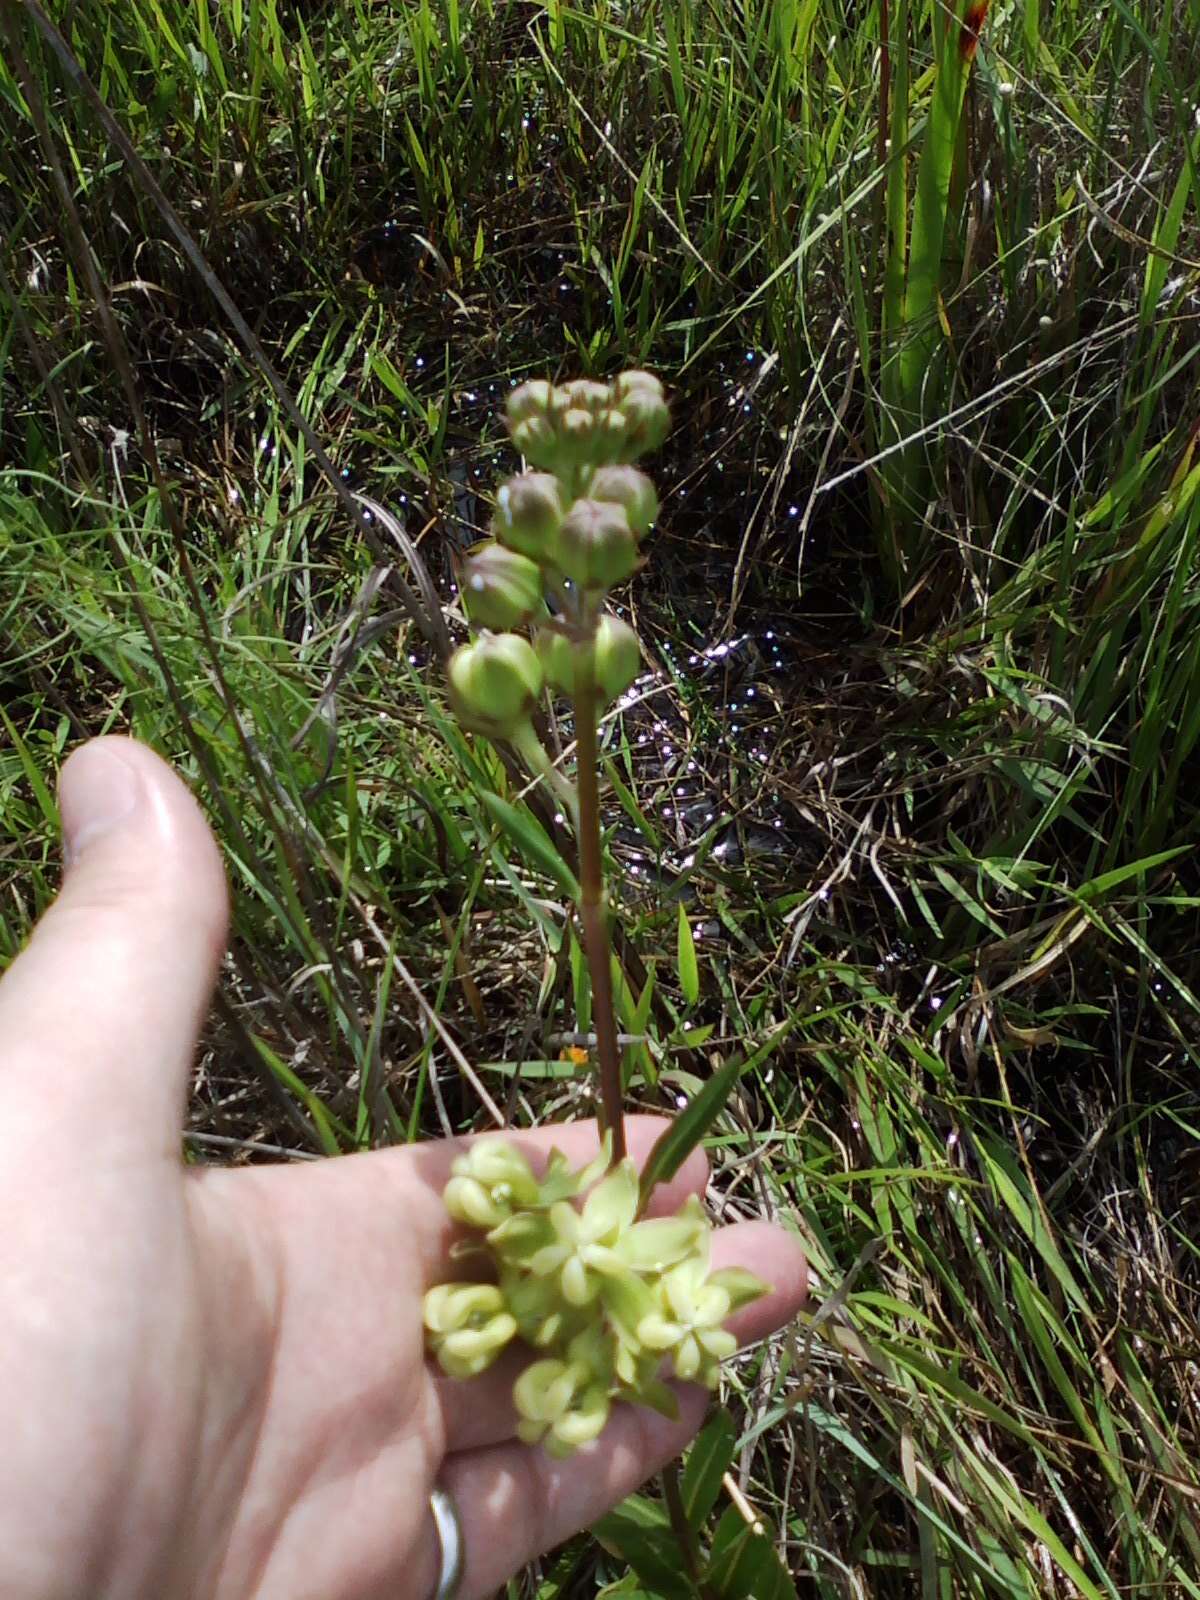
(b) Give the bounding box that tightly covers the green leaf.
[677,903,700,1006]
[638,1057,741,1207]
[1071,846,1189,904]
[248,1032,345,1156]
[930,862,1005,937]
[681,1408,736,1526]
[480,791,581,899]
[593,1496,696,1599]
[0,706,59,827]
[705,1505,797,1600]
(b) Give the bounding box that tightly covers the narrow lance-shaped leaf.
[638,1057,741,1208]
[681,1408,737,1527]
[677,902,700,1006]
[480,790,581,900]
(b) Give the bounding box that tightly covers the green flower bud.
[514,1357,611,1457]
[444,1174,511,1229]
[506,379,556,426]
[514,1357,577,1428]
[436,1318,521,1380]
[614,370,664,401]
[560,378,612,412]
[495,471,565,561]
[593,614,641,704]
[423,1283,518,1379]
[454,1140,542,1205]
[554,401,631,468]
[614,387,670,462]
[510,415,559,469]
[461,542,544,631]
[596,406,631,457]
[545,1390,610,1456]
[557,406,599,464]
[551,498,639,590]
[589,465,659,536]
[424,1282,508,1336]
[447,632,544,738]
[534,627,576,697]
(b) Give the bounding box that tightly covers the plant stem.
[573,646,626,1164]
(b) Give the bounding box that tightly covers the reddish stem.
[573,648,626,1164]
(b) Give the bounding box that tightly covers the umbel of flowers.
[424,1140,767,1457]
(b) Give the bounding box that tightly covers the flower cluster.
[423,1139,767,1457]
[446,371,668,740]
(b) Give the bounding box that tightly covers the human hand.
[0,736,807,1599]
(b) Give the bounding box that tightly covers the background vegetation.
[2,0,1200,1593]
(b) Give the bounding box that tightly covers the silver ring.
[429,1483,465,1600]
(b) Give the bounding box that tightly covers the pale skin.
[0,737,808,1599]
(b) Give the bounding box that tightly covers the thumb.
[0,737,228,1158]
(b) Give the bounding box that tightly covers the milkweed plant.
[423,373,768,1456]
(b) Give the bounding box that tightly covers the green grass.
[3,0,1200,1593]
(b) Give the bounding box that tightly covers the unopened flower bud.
[534,627,576,696]
[593,614,641,703]
[424,1281,508,1336]
[590,466,658,536]
[447,633,544,737]
[444,1174,510,1229]
[514,1358,578,1426]
[495,472,565,560]
[594,407,629,459]
[510,416,558,469]
[513,1357,610,1456]
[461,542,544,630]
[552,402,630,469]
[558,406,597,457]
[560,378,612,412]
[506,379,556,426]
[613,369,665,403]
[551,498,639,590]
[545,1391,609,1455]
[435,1318,519,1380]
[423,1282,518,1377]
[455,1140,541,1201]
[613,387,670,462]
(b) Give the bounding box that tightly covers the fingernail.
[60,742,142,866]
